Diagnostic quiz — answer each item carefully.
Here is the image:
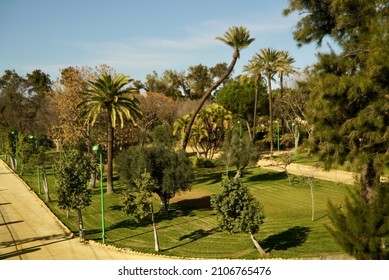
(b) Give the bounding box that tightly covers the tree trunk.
[159,195,170,214]
[42,168,51,202]
[181,51,239,150]
[307,176,315,221]
[250,232,266,256]
[89,167,97,189]
[267,75,273,156]
[106,116,114,194]
[234,168,242,179]
[77,208,85,242]
[360,160,379,203]
[252,75,259,142]
[150,200,160,252]
[246,121,252,142]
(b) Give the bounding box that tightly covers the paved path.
[257,156,388,185]
[257,158,357,185]
[0,159,170,260]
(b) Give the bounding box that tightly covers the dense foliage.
[285,0,389,259]
[116,145,194,213]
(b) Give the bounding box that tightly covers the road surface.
[0,159,170,260]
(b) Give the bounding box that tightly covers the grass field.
[20,162,353,260]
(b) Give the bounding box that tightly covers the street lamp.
[92,145,106,244]
[29,135,41,195]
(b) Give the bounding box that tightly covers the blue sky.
[0,0,325,82]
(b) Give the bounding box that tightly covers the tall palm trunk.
[280,73,285,135]
[181,52,239,150]
[267,74,274,156]
[107,114,114,194]
[252,75,260,142]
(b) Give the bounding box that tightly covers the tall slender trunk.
[267,75,273,156]
[250,232,266,256]
[252,75,259,142]
[181,51,239,150]
[280,73,285,135]
[106,115,114,194]
[42,167,51,202]
[150,200,160,252]
[77,209,85,242]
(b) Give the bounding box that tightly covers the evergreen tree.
[211,177,266,255]
[284,0,389,259]
[326,183,389,259]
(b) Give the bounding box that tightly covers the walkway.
[257,156,388,185]
[257,159,356,185]
[0,159,170,260]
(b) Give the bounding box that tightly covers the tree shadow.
[163,227,218,251]
[109,205,124,211]
[245,171,288,183]
[0,220,23,227]
[194,170,225,185]
[172,196,212,211]
[260,226,310,253]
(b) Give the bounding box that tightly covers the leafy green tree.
[216,79,268,141]
[142,70,185,100]
[53,149,93,242]
[326,183,389,259]
[284,0,389,259]
[122,172,160,252]
[181,26,255,150]
[211,177,266,255]
[79,72,142,194]
[117,146,194,213]
[221,127,258,178]
[285,0,389,201]
[15,135,39,176]
[178,104,232,160]
[150,123,175,149]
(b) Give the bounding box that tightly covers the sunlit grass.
[21,162,351,259]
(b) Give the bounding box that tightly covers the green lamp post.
[29,135,41,195]
[92,145,106,244]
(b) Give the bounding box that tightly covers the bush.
[195,157,216,168]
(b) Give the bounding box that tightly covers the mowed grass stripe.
[21,165,351,259]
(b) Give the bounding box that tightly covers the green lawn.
[21,163,352,259]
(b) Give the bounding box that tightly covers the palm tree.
[276,51,296,98]
[276,51,297,135]
[181,26,255,150]
[80,73,142,194]
[241,58,264,141]
[256,48,279,156]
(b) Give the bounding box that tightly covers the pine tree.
[284,0,389,259]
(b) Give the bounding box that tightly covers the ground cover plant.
[21,161,351,259]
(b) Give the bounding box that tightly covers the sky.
[0,0,326,82]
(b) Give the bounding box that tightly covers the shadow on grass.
[163,227,218,252]
[194,170,225,186]
[246,171,288,183]
[261,226,310,253]
[172,196,212,211]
